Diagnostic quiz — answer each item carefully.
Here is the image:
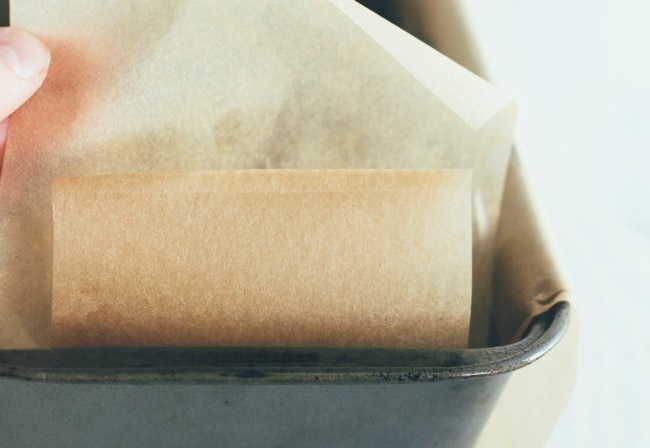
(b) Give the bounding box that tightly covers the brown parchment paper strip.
[51,169,471,348]
[1,0,515,348]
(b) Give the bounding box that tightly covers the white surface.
[461,1,650,447]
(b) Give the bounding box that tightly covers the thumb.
[0,27,50,170]
[0,27,50,120]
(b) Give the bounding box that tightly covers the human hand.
[0,27,50,170]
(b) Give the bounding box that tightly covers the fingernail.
[0,27,50,80]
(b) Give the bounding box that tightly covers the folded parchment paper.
[1,0,515,348]
[51,169,471,348]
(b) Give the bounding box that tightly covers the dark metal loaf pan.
[0,302,569,447]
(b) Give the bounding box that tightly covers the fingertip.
[0,27,50,80]
[0,27,50,120]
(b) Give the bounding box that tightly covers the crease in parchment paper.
[0,0,516,348]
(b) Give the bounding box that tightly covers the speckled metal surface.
[0,303,569,447]
[0,302,569,384]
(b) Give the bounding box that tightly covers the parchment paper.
[51,169,471,348]
[1,0,516,348]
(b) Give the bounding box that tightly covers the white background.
[461,1,650,447]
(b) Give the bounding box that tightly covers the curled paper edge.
[328,0,513,130]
